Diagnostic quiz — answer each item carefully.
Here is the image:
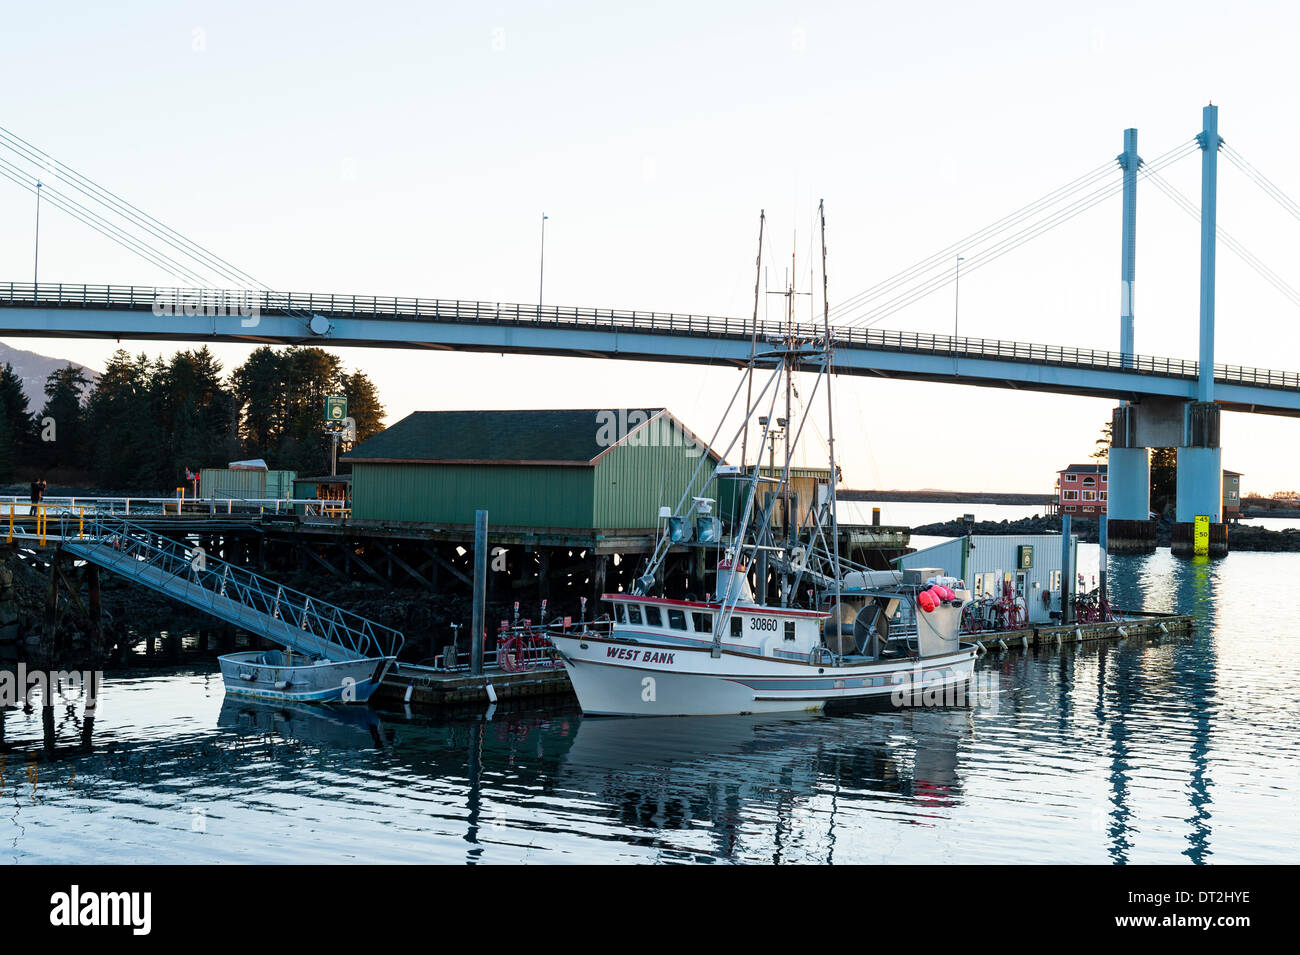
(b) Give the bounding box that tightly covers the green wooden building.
[342,408,720,535]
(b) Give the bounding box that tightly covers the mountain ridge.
[0,340,100,410]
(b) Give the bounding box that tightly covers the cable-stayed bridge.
[2,104,1299,552]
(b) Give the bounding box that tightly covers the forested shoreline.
[0,344,386,490]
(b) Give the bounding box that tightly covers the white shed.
[894,534,1079,624]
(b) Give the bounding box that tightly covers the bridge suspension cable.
[0,125,271,290]
[830,140,1199,329]
[0,157,213,286]
[826,157,1120,321]
[1221,143,1300,226]
[1144,166,1300,311]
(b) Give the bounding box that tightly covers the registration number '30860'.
[748,617,778,632]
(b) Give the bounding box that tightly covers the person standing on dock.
[29,478,41,515]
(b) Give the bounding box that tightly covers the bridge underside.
[3,303,1299,417]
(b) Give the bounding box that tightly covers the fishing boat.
[217,649,394,704]
[547,203,979,716]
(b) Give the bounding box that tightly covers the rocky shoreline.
[910,514,1300,551]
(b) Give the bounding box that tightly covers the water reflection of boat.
[559,710,965,811]
[217,696,387,749]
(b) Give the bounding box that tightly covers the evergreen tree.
[1151,448,1177,518]
[38,364,90,470]
[0,362,30,444]
[340,370,386,442]
[85,351,161,489]
[0,363,29,480]
[231,346,290,456]
[0,391,13,483]
[1091,418,1112,461]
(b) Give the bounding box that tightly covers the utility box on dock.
[200,466,298,504]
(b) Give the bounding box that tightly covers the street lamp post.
[539,213,548,311]
[34,181,42,288]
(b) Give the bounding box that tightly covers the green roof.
[343,409,669,465]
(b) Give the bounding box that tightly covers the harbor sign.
[325,396,348,423]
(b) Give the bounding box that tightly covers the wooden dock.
[375,662,573,707]
[967,610,1194,651]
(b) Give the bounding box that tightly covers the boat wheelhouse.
[603,590,829,664]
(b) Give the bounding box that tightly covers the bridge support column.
[1170,104,1228,558]
[1106,405,1156,553]
[1173,402,1226,557]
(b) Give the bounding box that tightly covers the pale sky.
[2,1,1299,494]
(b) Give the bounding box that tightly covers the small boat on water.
[218,649,394,704]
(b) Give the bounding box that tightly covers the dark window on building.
[667,609,687,631]
[644,606,662,627]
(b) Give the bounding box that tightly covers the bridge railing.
[3,281,1298,392]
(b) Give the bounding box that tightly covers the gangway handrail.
[55,510,403,661]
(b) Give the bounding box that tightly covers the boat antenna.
[741,209,765,470]
[821,198,843,656]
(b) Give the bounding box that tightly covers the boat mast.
[820,199,843,649]
[741,210,765,471]
[781,243,795,606]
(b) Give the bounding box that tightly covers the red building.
[1056,463,1108,515]
[1054,463,1242,518]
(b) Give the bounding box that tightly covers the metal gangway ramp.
[57,512,404,662]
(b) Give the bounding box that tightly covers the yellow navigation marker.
[1194,515,1210,556]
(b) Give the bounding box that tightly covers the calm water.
[3,525,1297,864]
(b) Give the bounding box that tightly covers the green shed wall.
[592,439,718,531]
[350,463,595,528]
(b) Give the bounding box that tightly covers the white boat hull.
[548,633,978,717]
[218,651,393,704]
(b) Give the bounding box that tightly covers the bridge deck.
[3,282,1298,415]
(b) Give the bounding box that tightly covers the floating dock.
[372,610,1194,708]
[967,610,1193,651]
[375,661,572,707]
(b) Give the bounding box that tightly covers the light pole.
[953,255,965,375]
[34,181,42,287]
[538,213,548,311]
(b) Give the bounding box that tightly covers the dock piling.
[470,509,488,676]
